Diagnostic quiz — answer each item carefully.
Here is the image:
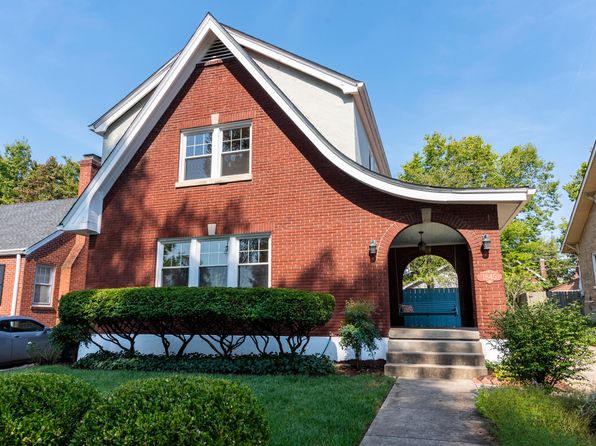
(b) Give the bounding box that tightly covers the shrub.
[490,302,593,388]
[476,386,594,445]
[58,287,335,357]
[338,300,381,368]
[49,322,92,362]
[70,376,270,446]
[0,373,99,446]
[74,351,336,375]
[26,341,60,365]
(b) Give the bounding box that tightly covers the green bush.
[58,287,335,357]
[0,373,99,446]
[74,351,336,375]
[338,300,381,368]
[49,322,92,362]
[70,376,270,446]
[476,386,594,445]
[490,302,593,388]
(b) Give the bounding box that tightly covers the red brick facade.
[85,59,507,337]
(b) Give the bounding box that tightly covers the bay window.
[156,234,270,288]
[178,121,252,186]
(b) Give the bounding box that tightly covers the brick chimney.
[78,153,102,196]
[539,258,547,280]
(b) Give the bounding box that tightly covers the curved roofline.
[61,14,534,235]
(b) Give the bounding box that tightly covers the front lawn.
[17,365,393,446]
[476,386,594,446]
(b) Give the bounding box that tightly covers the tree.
[398,133,568,295]
[403,255,457,288]
[0,139,34,204]
[563,161,588,202]
[0,139,79,204]
[16,156,79,202]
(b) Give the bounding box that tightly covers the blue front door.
[400,288,462,328]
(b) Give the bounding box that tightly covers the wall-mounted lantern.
[369,240,377,260]
[481,234,491,252]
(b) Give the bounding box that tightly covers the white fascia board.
[61,14,535,235]
[24,230,64,256]
[562,141,596,250]
[89,55,178,135]
[0,248,26,256]
[225,27,360,94]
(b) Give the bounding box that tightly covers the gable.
[61,14,534,235]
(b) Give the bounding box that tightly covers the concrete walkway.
[361,378,494,446]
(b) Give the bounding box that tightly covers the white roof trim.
[24,230,64,256]
[0,248,26,256]
[62,14,534,235]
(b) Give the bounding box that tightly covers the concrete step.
[385,363,488,379]
[387,351,486,366]
[388,328,480,341]
[388,339,484,354]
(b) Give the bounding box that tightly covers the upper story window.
[33,264,55,306]
[178,121,252,187]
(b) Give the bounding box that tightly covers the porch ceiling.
[391,222,466,248]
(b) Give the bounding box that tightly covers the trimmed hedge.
[74,351,336,375]
[58,287,335,357]
[0,373,99,446]
[70,376,270,446]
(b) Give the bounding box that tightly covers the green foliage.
[398,132,576,292]
[50,322,92,362]
[563,161,588,201]
[476,386,594,446]
[0,373,99,446]
[338,300,381,367]
[74,351,336,375]
[403,255,457,288]
[490,302,593,388]
[70,376,270,446]
[58,287,335,357]
[26,341,60,365]
[0,139,79,204]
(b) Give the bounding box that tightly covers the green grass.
[16,366,393,446]
[476,386,594,446]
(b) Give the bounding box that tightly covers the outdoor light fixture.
[418,231,430,254]
[481,234,491,252]
[369,240,377,259]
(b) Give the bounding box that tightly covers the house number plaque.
[476,270,502,284]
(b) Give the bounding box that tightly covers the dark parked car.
[0,316,51,367]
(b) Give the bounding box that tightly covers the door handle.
[13,335,20,338]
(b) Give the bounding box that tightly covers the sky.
[0,0,594,227]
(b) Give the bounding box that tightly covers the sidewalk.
[360,378,493,446]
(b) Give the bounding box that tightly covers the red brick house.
[57,15,533,375]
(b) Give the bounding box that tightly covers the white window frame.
[176,120,253,188]
[155,233,271,288]
[592,252,596,288]
[33,264,55,307]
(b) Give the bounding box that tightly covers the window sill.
[175,173,252,188]
[31,304,54,311]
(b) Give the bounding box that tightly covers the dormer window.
[178,121,252,187]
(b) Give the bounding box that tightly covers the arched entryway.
[388,222,476,328]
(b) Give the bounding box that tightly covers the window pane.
[185,157,211,180]
[162,268,189,287]
[34,284,51,305]
[185,131,212,156]
[200,240,228,266]
[239,265,268,288]
[35,265,52,285]
[163,242,190,267]
[239,237,269,264]
[222,126,250,152]
[11,320,44,332]
[199,266,228,287]
[221,151,250,176]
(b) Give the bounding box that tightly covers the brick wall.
[0,256,18,316]
[86,59,507,337]
[16,233,78,327]
[579,204,596,315]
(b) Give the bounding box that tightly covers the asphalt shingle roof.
[0,198,76,251]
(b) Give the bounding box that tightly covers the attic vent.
[200,39,234,63]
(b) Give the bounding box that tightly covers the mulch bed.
[335,359,386,376]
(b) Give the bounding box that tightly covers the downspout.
[10,254,22,316]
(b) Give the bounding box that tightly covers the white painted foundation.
[480,339,502,362]
[78,335,389,361]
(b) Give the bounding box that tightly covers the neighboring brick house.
[0,156,100,326]
[563,142,596,320]
[57,15,533,368]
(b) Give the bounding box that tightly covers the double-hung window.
[157,234,270,288]
[179,122,252,185]
[33,265,55,306]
